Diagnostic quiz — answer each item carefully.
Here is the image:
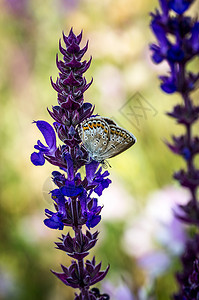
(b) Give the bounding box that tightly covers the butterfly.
[77,117,136,163]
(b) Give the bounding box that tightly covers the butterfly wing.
[78,117,110,161]
[100,124,136,160]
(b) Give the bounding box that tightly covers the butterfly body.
[78,117,136,162]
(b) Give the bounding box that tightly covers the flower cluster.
[31,29,111,299]
[150,0,199,94]
[174,234,199,299]
[150,0,199,298]
[150,0,199,223]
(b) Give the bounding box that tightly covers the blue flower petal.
[190,22,199,52]
[160,76,177,94]
[30,151,45,166]
[65,153,74,180]
[35,120,56,150]
[150,21,168,53]
[161,81,176,94]
[60,180,84,197]
[182,147,191,161]
[44,215,64,230]
[31,120,57,166]
[169,0,193,14]
[86,160,99,182]
[86,214,101,229]
[94,178,111,196]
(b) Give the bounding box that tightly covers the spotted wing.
[78,117,110,160]
[100,124,136,160]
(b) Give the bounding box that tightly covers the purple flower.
[160,75,177,94]
[86,162,112,196]
[93,168,112,196]
[174,235,199,299]
[31,29,110,298]
[31,121,57,166]
[150,0,199,298]
[60,178,84,197]
[190,22,199,53]
[44,210,64,230]
[86,198,102,229]
[169,0,194,14]
[150,44,164,64]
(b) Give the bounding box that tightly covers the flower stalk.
[31,29,111,300]
[150,0,199,298]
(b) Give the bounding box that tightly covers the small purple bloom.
[86,162,111,196]
[150,44,164,64]
[169,0,194,14]
[93,168,112,196]
[151,20,169,54]
[160,76,177,94]
[60,176,84,197]
[190,22,199,53]
[44,210,64,230]
[86,198,102,229]
[31,121,57,166]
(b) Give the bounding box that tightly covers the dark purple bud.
[174,200,199,225]
[52,258,109,288]
[167,104,199,124]
[174,169,199,190]
[55,230,99,259]
[63,71,81,86]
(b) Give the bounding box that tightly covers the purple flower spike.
[150,0,199,299]
[31,29,110,298]
[31,121,57,166]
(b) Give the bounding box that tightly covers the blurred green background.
[0,0,199,299]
